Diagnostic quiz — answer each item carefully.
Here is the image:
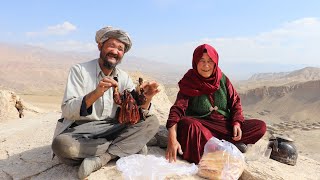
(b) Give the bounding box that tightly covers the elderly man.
[51,26,160,179]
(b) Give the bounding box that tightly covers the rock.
[239,169,264,180]
[0,90,40,122]
[147,125,168,148]
[293,125,301,129]
[302,127,312,131]
[147,136,157,146]
[0,90,20,121]
[155,125,168,148]
[0,170,13,180]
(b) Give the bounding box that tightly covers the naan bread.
[197,150,244,180]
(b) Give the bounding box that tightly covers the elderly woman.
[165,44,266,164]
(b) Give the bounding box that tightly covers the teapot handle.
[273,139,279,152]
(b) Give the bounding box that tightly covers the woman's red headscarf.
[178,44,222,96]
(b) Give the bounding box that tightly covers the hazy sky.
[1,0,320,69]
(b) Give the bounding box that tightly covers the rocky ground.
[1,90,320,180]
[0,112,319,180]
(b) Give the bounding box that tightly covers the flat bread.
[197,150,244,180]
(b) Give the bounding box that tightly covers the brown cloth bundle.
[113,77,146,125]
[115,90,140,124]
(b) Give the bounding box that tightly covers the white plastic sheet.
[116,154,198,180]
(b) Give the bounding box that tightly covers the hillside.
[0,43,91,95]
[239,80,320,123]
[0,43,187,95]
[1,89,319,180]
[118,56,189,84]
[238,80,320,161]
[248,67,320,81]
[237,67,320,92]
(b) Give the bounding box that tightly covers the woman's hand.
[165,137,183,163]
[232,125,242,141]
[165,125,183,163]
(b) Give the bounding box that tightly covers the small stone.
[147,137,157,146]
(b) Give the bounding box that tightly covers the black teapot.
[268,134,298,166]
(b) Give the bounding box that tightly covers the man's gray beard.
[101,53,122,70]
[103,60,120,69]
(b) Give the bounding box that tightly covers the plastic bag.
[116,154,198,180]
[245,144,272,162]
[197,137,245,180]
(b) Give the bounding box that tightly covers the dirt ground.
[19,94,62,112]
[19,94,320,162]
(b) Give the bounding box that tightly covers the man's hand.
[140,81,160,100]
[232,125,242,141]
[95,77,118,96]
[85,77,118,109]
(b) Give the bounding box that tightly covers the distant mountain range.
[239,79,320,123]
[0,43,188,95]
[1,42,319,96]
[235,67,320,92]
[0,43,90,95]
[118,56,189,84]
[248,67,320,81]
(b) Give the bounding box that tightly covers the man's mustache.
[105,53,118,60]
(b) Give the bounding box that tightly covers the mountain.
[236,67,320,93]
[285,66,320,80]
[118,56,189,85]
[0,43,92,95]
[240,80,320,122]
[248,72,290,81]
[248,67,320,81]
[0,43,187,95]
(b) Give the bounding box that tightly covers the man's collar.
[96,59,118,78]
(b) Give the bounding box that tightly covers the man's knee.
[145,115,160,131]
[52,134,79,159]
